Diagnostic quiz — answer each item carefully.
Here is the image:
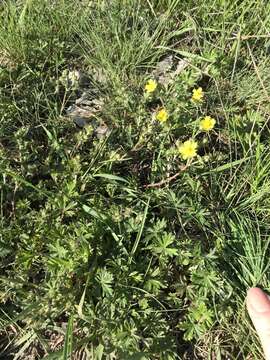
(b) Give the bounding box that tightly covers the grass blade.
[62,315,73,360]
[93,173,129,184]
[129,197,150,264]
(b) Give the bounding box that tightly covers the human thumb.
[247,287,270,360]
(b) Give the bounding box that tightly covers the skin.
[247,288,270,359]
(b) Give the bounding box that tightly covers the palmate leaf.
[147,232,178,258]
[96,268,114,297]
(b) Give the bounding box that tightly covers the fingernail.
[247,288,270,313]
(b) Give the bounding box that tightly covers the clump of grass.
[1,0,270,359]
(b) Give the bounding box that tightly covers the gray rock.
[73,117,89,128]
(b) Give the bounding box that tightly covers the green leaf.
[129,198,150,263]
[63,315,74,360]
[93,173,129,184]
[82,205,104,220]
[96,269,114,297]
[94,344,104,360]
[201,157,252,175]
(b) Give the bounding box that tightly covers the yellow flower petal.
[192,87,204,102]
[156,108,168,123]
[199,116,216,131]
[145,79,157,93]
[178,139,198,160]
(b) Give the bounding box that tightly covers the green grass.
[1,0,270,358]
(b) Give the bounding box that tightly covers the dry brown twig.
[144,164,188,189]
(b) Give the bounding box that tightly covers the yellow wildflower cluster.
[143,81,216,161]
[178,115,216,160]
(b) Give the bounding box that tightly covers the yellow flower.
[199,116,216,131]
[192,87,204,102]
[178,139,198,160]
[145,79,157,93]
[156,108,168,123]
